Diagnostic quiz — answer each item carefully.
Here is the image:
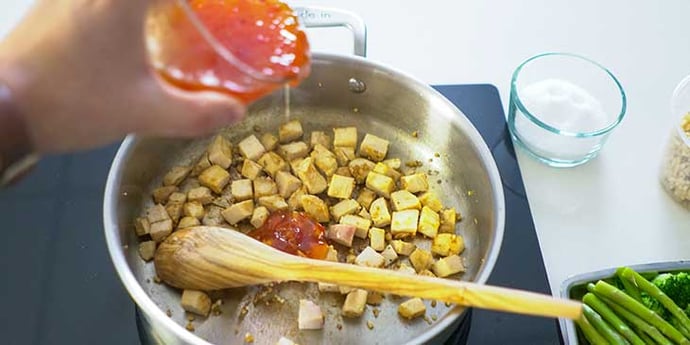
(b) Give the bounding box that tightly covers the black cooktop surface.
[0,84,560,345]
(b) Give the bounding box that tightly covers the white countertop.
[3,0,690,297]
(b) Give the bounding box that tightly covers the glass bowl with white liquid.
[508,53,627,167]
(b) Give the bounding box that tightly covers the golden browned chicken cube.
[147,204,171,224]
[221,200,254,225]
[183,201,205,219]
[258,195,289,212]
[250,206,269,228]
[165,202,184,224]
[287,186,307,211]
[398,298,426,320]
[327,174,355,199]
[380,244,399,266]
[340,214,371,239]
[294,158,328,194]
[333,127,358,147]
[279,119,304,143]
[181,290,212,317]
[431,233,464,256]
[342,289,368,318]
[168,191,187,204]
[359,134,389,162]
[329,199,360,221]
[358,208,371,220]
[432,255,465,277]
[311,145,338,177]
[390,190,421,211]
[186,187,211,205]
[134,217,150,237]
[163,166,192,186]
[367,291,384,306]
[365,172,395,198]
[382,158,401,170]
[275,171,302,199]
[401,173,429,193]
[310,131,331,149]
[279,141,309,161]
[390,209,419,238]
[231,179,253,202]
[439,208,458,233]
[334,146,356,166]
[418,206,440,238]
[372,162,401,181]
[326,224,356,247]
[191,153,212,177]
[150,219,173,242]
[335,166,352,177]
[390,240,416,256]
[138,241,156,261]
[260,133,279,151]
[177,216,200,229]
[368,227,386,251]
[419,191,443,212]
[238,134,266,161]
[198,165,230,194]
[241,159,263,180]
[300,195,330,222]
[356,188,377,209]
[298,299,324,330]
[348,158,376,184]
[208,135,233,169]
[253,176,278,199]
[152,186,178,204]
[355,246,385,268]
[409,248,434,273]
[258,151,288,178]
[369,197,391,227]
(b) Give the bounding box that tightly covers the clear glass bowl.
[660,75,690,209]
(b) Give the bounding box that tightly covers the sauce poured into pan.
[248,211,329,259]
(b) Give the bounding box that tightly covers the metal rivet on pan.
[348,78,367,93]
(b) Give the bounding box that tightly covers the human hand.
[0,0,246,154]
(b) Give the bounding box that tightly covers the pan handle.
[294,6,367,57]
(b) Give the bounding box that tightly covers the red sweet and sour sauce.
[248,211,329,260]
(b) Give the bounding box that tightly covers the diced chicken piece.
[358,208,371,220]
[369,197,392,227]
[325,245,339,262]
[419,191,443,212]
[177,216,200,229]
[258,151,288,178]
[187,187,213,205]
[300,195,330,222]
[191,152,212,177]
[318,282,340,293]
[294,158,328,194]
[250,206,270,228]
[152,186,178,204]
[390,190,421,211]
[356,188,377,209]
[134,217,150,237]
[327,174,355,199]
[260,133,279,151]
[382,158,401,170]
[333,127,358,147]
[312,148,338,177]
[276,337,298,345]
[326,224,356,247]
[163,166,192,186]
[339,285,356,294]
[253,177,278,199]
[275,171,302,199]
[419,269,436,278]
[165,202,184,224]
[401,173,429,193]
[368,227,386,251]
[231,179,253,202]
[198,165,230,194]
[334,146,356,166]
[298,299,324,330]
[241,159,264,180]
[372,162,401,181]
[342,289,368,318]
[279,120,304,143]
[359,134,389,162]
[138,241,156,261]
[397,264,417,275]
[238,135,266,161]
[439,208,459,233]
[335,166,352,177]
[181,290,212,317]
[150,219,173,242]
[183,201,205,219]
[431,233,465,256]
[355,246,385,268]
[391,240,416,256]
[310,131,331,149]
[418,206,440,238]
[391,209,419,238]
[279,141,309,161]
[329,199,360,221]
[168,191,187,205]
[367,291,384,306]
[258,195,289,212]
[409,248,434,273]
[207,135,233,169]
[398,298,426,320]
[381,244,399,266]
[348,158,376,184]
[221,200,254,225]
[202,205,225,226]
[432,255,465,277]
[147,204,171,224]
[365,172,395,198]
[340,214,371,239]
[287,186,307,211]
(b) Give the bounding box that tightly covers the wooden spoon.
[154,226,582,320]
